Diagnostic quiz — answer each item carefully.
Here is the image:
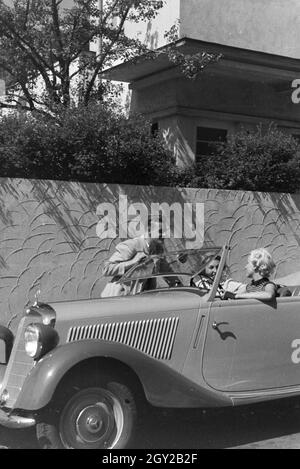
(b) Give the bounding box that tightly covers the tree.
[182,125,300,193]
[0,0,221,119]
[0,0,163,116]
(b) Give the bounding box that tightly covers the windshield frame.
[117,247,223,284]
[115,246,232,300]
[206,245,230,302]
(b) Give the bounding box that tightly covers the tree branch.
[0,18,54,73]
[0,29,62,103]
[51,0,64,60]
[0,99,58,120]
[102,0,119,24]
[84,5,132,104]
[18,82,35,110]
[69,0,119,63]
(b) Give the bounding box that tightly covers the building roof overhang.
[102,37,300,86]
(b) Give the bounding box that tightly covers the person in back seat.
[276,285,292,297]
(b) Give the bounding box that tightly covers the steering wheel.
[190,278,210,295]
[190,278,196,287]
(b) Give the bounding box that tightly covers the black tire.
[36,374,137,449]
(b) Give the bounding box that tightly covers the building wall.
[117,0,300,58]
[119,0,300,148]
[132,70,298,123]
[176,73,298,124]
[1,178,300,329]
[130,71,300,164]
[180,0,300,58]
[160,115,198,167]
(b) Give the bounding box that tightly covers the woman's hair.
[248,248,276,277]
[200,255,221,276]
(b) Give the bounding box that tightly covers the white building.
[104,0,300,165]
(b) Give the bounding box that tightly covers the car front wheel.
[36,375,137,449]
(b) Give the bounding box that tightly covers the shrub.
[183,125,300,193]
[0,105,178,186]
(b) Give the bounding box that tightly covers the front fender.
[14,340,228,411]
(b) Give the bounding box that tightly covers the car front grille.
[67,317,179,361]
[1,316,35,408]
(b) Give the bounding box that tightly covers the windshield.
[118,247,222,283]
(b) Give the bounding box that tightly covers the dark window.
[151,122,159,137]
[196,126,227,162]
[292,134,300,143]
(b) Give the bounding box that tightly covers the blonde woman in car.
[234,248,277,301]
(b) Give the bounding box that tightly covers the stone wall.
[0,178,300,328]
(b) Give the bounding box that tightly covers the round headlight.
[24,324,41,358]
[24,323,59,360]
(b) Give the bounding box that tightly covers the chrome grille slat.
[68,328,73,342]
[136,320,147,350]
[102,323,108,340]
[115,322,124,342]
[161,318,173,358]
[160,318,172,359]
[111,323,119,341]
[132,321,142,349]
[105,323,112,339]
[106,323,112,340]
[110,322,116,340]
[129,321,138,347]
[153,319,167,358]
[74,327,81,341]
[1,316,35,407]
[144,320,155,355]
[67,316,179,361]
[149,320,161,356]
[79,326,85,340]
[99,324,104,339]
[72,327,78,341]
[67,328,72,342]
[138,320,148,352]
[165,318,179,360]
[87,325,93,339]
[91,324,97,339]
[123,321,132,345]
[158,319,172,359]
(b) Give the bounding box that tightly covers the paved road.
[1,399,300,449]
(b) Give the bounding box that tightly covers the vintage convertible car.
[0,245,299,449]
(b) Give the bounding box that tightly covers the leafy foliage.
[1,113,298,193]
[0,0,164,116]
[0,0,222,118]
[0,104,178,185]
[181,125,300,193]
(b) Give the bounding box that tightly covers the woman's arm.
[235,283,276,300]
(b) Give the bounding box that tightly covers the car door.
[202,296,300,392]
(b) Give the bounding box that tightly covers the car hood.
[48,290,202,323]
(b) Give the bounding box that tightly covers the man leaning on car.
[101,216,164,297]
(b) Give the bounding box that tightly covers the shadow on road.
[135,398,300,449]
[1,398,300,449]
